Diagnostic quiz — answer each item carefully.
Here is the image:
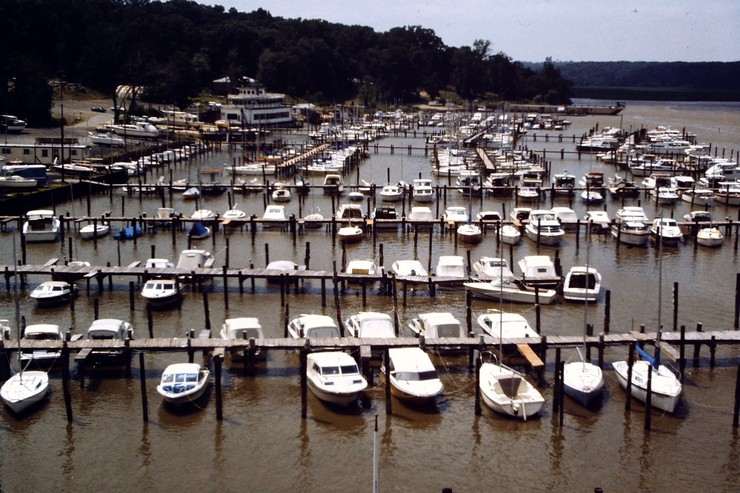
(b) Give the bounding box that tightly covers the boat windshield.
[434,324,461,338]
[305,327,340,338]
[395,370,439,381]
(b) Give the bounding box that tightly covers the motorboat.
[580,189,603,204]
[336,203,363,221]
[549,207,579,231]
[89,131,124,147]
[271,185,292,203]
[141,278,182,308]
[650,217,683,246]
[408,206,434,227]
[188,221,211,240]
[579,171,606,194]
[345,312,396,338]
[584,210,611,234]
[144,257,174,271]
[612,220,651,246]
[499,224,522,245]
[220,317,265,361]
[510,207,531,225]
[348,191,364,202]
[182,186,200,200]
[478,354,544,420]
[607,175,640,199]
[23,209,60,243]
[383,347,444,405]
[562,266,601,302]
[443,206,469,223]
[524,210,564,245]
[287,314,341,339]
[472,257,514,280]
[113,225,143,240]
[262,205,287,228]
[464,277,558,304]
[456,169,482,195]
[517,255,561,288]
[456,222,482,244]
[435,255,466,279]
[0,369,49,414]
[0,114,27,133]
[175,249,215,283]
[221,205,247,222]
[476,211,502,222]
[29,281,78,307]
[191,209,216,221]
[337,225,363,243]
[390,259,428,277]
[475,310,539,339]
[322,174,345,195]
[0,174,38,191]
[344,259,379,276]
[408,312,465,339]
[683,210,712,223]
[552,172,576,195]
[696,226,724,247]
[85,318,134,365]
[306,351,368,407]
[79,220,110,239]
[105,122,159,139]
[156,363,210,408]
[303,211,324,228]
[371,206,399,229]
[412,178,435,203]
[516,183,541,202]
[680,188,714,207]
[613,352,682,413]
[265,260,305,282]
[379,184,404,202]
[154,207,178,228]
[20,324,63,364]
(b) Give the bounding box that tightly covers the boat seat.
[498,375,522,399]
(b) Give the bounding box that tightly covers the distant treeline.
[545,61,740,101]
[0,0,572,126]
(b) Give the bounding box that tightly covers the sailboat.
[0,238,50,414]
[478,239,544,420]
[612,227,682,413]
[562,248,605,407]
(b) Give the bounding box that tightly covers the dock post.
[384,347,392,415]
[321,278,327,307]
[735,273,740,329]
[709,335,717,368]
[474,351,482,416]
[626,342,635,411]
[139,352,148,422]
[672,282,679,331]
[61,339,73,422]
[645,364,653,431]
[402,278,407,307]
[693,322,703,362]
[466,291,472,334]
[598,333,605,369]
[535,303,541,334]
[733,364,740,429]
[558,360,565,427]
[603,290,611,334]
[93,297,99,319]
[222,266,228,310]
[679,325,686,381]
[362,282,367,307]
[300,341,309,419]
[202,292,211,334]
[187,330,194,363]
[553,348,561,414]
[215,352,223,420]
[537,335,548,387]
[128,281,136,311]
[147,306,154,338]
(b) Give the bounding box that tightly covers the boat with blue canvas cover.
[113,225,143,240]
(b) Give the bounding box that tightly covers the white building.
[219,77,293,127]
[1,138,89,165]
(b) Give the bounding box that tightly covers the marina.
[1,100,740,492]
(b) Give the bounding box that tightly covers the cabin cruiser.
[371,206,399,229]
[412,178,435,203]
[336,203,363,221]
[271,184,292,203]
[23,209,60,242]
[472,257,515,280]
[20,324,64,364]
[435,255,466,279]
[408,206,434,226]
[85,319,134,365]
[379,184,404,202]
[611,206,651,246]
[562,266,602,302]
[443,206,469,223]
[344,259,380,276]
[456,222,483,244]
[175,249,215,284]
[156,363,210,408]
[79,219,110,239]
[408,312,465,339]
[476,310,539,340]
[322,174,345,195]
[220,317,265,361]
[650,217,683,246]
[456,169,482,195]
[104,122,159,139]
[517,255,561,288]
[29,281,78,307]
[141,278,182,308]
[464,277,558,304]
[525,210,565,245]
[287,314,341,339]
[383,347,444,405]
[345,312,396,338]
[390,259,428,277]
[262,205,287,228]
[552,172,576,195]
[549,207,579,231]
[306,351,368,407]
[584,210,611,233]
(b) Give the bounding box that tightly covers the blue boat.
[113,225,143,240]
[188,221,211,240]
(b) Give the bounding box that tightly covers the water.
[1,101,740,492]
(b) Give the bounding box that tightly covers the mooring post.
[384,347,392,415]
[147,306,154,338]
[474,351,482,416]
[202,291,211,334]
[679,324,686,381]
[626,342,635,412]
[553,348,561,414]
[733,364,740,429]
[558,360,565,427]
[139,352,148,422]
[300,341,309,419]
[61,339,73,422]
[645,363,653,431]
[129,281,136,311]
[598,333,605,369]
[673,281,679,331]
[604,290,611,334]
[215,353,223,420]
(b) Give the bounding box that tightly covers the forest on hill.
[0,0,571,125]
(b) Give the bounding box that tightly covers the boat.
[303,211,324,228]
[580,189,603,205]
[517,255,561,288]
[113,225,143,240]
[188,221,211,240]
[336,203,363,221]
[456,170,482,195]
[271,185,292,203]
[472,257,514,280]
[696,226,724,247]
[23,209,60,243]
[390,259,428,277]
[549,207,579,231]
[79,220,110,239]
[344,259,379,276]
[371,206,399,229]
[584,210,611,234]
[552,172,576,196]
[680,188,714,207]
[499,224,522,245]
[478,352,544,420]
[0,368,49,414]
[89,131,124,147]
[611,206,651,246]
[0,114,28,133]
[306,351,368,407]
[456,222,482,244]
[443,206,468,223]
[182,186,200,200]
[337,224,364,243]
[348,191,364,201]
[476,310,539,339]
[220,317,265,361]
[408,206,434,227]
[144,257,174,271]
[175,249,215,283]
[524,210,564,245]
[345,311,396,338]
[613,349,682,413]
[221,205,247,231]
[516,182,541,202]
[156,363,210,408]
[191,209,216,221]
[607,175,640,199]
[29,281,78,307]
[408,312,465,339]
[650,217,683,246]
[85,318,134,365]
[435,255,466,279]
[262,205,287,228]
[322,174,345,195]
[579,171,606,195]
[286,314,341,339]
[265,260,305,282]
[141,278,182,308]
[510,207,531,225]
[412,178,435,203]
[20,323,64,364]
[379,184,404,202]
[562,266,602,302]
[104,122,159,139]
[476,211,502,222]
[464,277,558,304]
[0,174,38,191]
[383,347,444,405]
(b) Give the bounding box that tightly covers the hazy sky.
[197,0,739,62]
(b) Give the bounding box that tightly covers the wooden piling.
[61,339,73,422]
[139,352,148,422]
[474,353,482,416]
[626,342,634,411]
[645,362,653,431]
[384,347,392,415]
[214,352,223,420]
[300,342,309,419]
[553,348,561,414]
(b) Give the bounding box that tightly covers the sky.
[197,0,739,62]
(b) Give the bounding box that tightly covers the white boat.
[105,122,159,138]
[383,347,444,405]
[613,357,682,413]
[79,220,110,239]
[191,209,216,221]
[650,217,683,246]
[89,131,124,147]
[476,310,539,339]
[443,206,468,223]
[379,184,404,202]
[156,363,210,408]
[412,178,435,203]
[472,257,514,280]
[680,189,714,207]
[265,260,304,282]
[464,277,558,304]
[188,221,211,240]
[525,210,564,245]
[225,163,276,176]
[408,312,465,339]
[371,206,399,229]
[476,211,502,222]
[499,224,521,245]
[287,314,341,339]
[457,222,482,244]
[336,203,363,221]
[390,259,428,277]
[337,225,363,243]
[182,186,200,200]
[696,226,724,247]
[510,207,531,224]
[478,354,544,420]
[345,311,396,338]
[549,207,579,231]
[175,249,215,283]
[262,205,287,227]
[408,206,434,226]
[220,317,265,361]
[322,174,345,195]
[0,370,49,414]
[23,209,60,243]
[306,351,368,407]
[563,351,605,408]
[348,191,364,201]
[344,259,379,276]
[0,114,27,133]
[580,189,603,204]
[612,220,651,246]
[271,185,292,203]
[516,184,541,202]
[562,266,601,302]
[29,281,78,307]
[303,211,324,228]
[0,174,38,191]
[222,205,247,221]
[584,210,611,233]
[517,255,561,288]
[20,324,63,364]
[141,278,182,308]
[85,318,134,365]
[435,255,466,279]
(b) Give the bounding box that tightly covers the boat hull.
[613,360,681,413]
[0,371,49,414]
[307,380,364,407]
[479,363,544,420]
[464,282,557,304]
[562,361,604,407]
